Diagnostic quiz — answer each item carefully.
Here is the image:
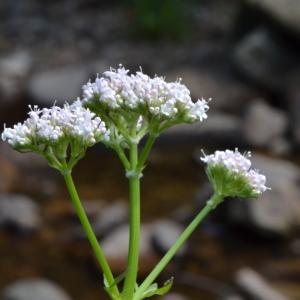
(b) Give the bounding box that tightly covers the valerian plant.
[2,66,268,300]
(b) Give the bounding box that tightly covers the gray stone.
[242,100,288,148]
[69,201,127,240]
[228,155,300,235]
[1,279,72,300]
[166,69,255,113]
[246,0,300,35]
[235,268,290,300]
[101,224,158,274]
[151,220,186,255]
[288,89,300,147]
[233,28,294,91]
[0,51,32,105]
[0,51,32,78]
[221,296,244,300]
[162,293,189,300]
[93,201,128,238]
[0,194,41,233]
[27,66,89,106]
[161,113,242,146]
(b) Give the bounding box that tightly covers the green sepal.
[103,270,128,292]
[141,277,174,299]
[206,164,258,199]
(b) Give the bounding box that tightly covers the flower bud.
[201,149,268,198]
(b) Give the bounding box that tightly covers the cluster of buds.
[201,149,268,201]
[82,65,209,145]
[2,100,109,171]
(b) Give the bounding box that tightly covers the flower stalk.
[134,193,223,300]
[63,171,120,299]
[122,142,141,300]
[2,65,268,300]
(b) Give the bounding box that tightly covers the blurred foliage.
[121,0,186,39]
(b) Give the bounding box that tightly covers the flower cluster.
[201,149,268,198]
[82,66,209,137]
[2,101,108,170]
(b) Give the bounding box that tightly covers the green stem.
[134,193,223,300]
[136,135,156,171]
[122,143,141,300]
[63,172,120,299]
[115,144,131,170]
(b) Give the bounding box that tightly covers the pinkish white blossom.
[201,149,268,194]
[82,65,209,123]
[2,101,108,149]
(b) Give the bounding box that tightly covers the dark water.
[0,147,299,300]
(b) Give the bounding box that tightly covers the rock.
[0,51,32,105]
[151,220,186,255]
[101,224,158,274]
[0,143,47,169]
[70,201,128,240]
[0,194,41,233]
[221,296,244,300]
[228,155,300,236]
[0,154,18,193]
[1,279,72,300]
[246,0,300,36]
[27,65,89,106]
[166,68,256,113]
[235,268,290,300]
[0,51,32,78]
[162,293,189,300]
[268,137,291,156]
[160,113,243,147]
[93,201,128,238]
[288,89,300,148]
[233,28,295,91]
[242,99,288,149]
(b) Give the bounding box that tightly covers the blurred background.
[0,0,300,299]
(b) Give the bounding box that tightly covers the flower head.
[201,149,268,198]
[2,101,109,171]
[82,65,209,145]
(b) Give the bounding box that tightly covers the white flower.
[201,149,268,195]
[82,65,210,123]
[2,102,109,150]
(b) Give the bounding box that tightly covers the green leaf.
[104,270,128,300]
[142,277,174,298]
[103,270,128,291]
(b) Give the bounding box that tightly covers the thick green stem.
[134,194,223,300]
[122,143,141,300]
[63,172,119,299]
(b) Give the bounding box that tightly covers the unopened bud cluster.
[201,149,268,198]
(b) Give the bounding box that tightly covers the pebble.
[101,224,158,274]
[93,201,128,238]
[233,28,294,91]
[0,194,41,234]
[235,268,290,300]
[161,113,243,147]
[27,65,89,106]
[166,68,256,113]
[1,279,72,300]
[242,99,288,148]
[228,155,300,236]
[162,293,189,300]
[246,0,300,36]
[151,220,186,255]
